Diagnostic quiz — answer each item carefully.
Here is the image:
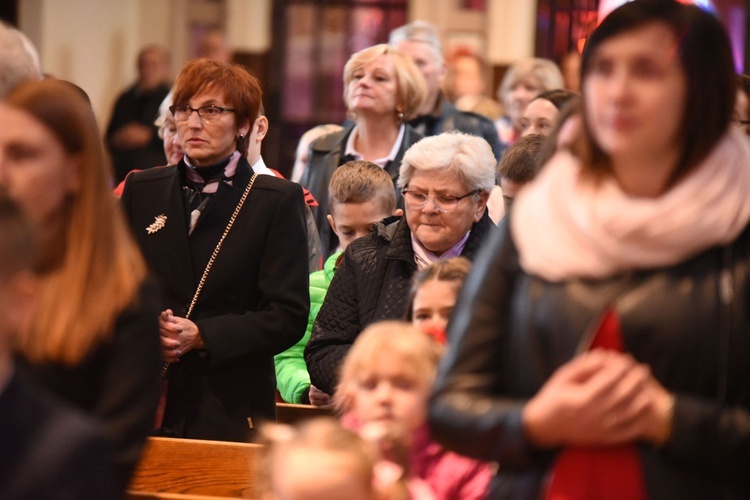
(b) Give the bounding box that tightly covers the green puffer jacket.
[274,250,342,403]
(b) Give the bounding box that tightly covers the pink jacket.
[410,424,491,500]
[342,413,490,499]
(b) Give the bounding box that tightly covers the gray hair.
[388,20,442,61]
[398,132,496,193]
[0,22,41,98]
[154,90,173,139]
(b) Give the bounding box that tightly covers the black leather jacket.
[409,99,504,162]
[306,212,497,395]
[429,223,750,499]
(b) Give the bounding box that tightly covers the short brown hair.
[498,134,545,185]
[172,58,263,156]
[405,257,472,323]
[328,161,397,215]
[343,44,427,121]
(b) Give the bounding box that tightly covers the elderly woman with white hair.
[305,132,498,395]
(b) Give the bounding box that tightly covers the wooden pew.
[275,402,333,425]
[126,437,262,499]
[127,493,236,500]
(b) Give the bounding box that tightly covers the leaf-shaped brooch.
[146,214,167,234]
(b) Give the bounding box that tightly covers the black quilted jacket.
[305,212,497,395]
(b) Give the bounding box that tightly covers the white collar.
[251,155,274,177]
[343,124,405,169]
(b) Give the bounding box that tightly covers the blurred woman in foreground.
[0,79,162,492]
[430,1,750,498]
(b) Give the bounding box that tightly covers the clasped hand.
[159,309,205,363]
[523,350,673,448]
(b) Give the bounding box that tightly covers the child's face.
[327,200,390,251]
[412,279,458,336]
[352,355,431,433]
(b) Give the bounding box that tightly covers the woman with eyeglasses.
[430,1,750,498]
[121,58,310,442]
[305,132,497,396]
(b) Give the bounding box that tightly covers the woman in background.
[301,44,426,258]
[494,57,563,148]
[431,1,750,498]
[0,79,162,493]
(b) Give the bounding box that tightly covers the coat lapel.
[188,159,253,281]
[135,167,196,310]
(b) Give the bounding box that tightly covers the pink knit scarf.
[512,130,750,282]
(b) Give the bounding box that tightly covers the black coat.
[409,100,504,162]
[105,83,171,183]
[299,123,424,258]
[121,158,310,441]
[430,222,750,499]
[305,212,496,395]
[0,372,117,500]
[19,280,162,493]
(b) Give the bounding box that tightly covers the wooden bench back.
[127,437,262,499]
[275,402,332,425]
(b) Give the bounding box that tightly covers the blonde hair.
[298,124,344,153]
[335,321,442,414]
[496,57,564,104]
[343,44,427,122]
[329,160,397,215]
[8,79,147,365]
[259,418,381,499]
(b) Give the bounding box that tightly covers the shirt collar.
[411,230,471,270]
[343,123,406,169]
[250,155,274,176]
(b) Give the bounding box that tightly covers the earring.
[238,133,244,142]
[397,110,404,122]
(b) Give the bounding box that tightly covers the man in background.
[389,21,503,162]
[106,44,171,182]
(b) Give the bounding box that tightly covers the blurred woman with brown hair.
[0,78,162,493]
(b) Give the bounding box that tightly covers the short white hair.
[398,132,496,193]
[388,21,442,62]
[154,90,173,138]
[0,22,41,98]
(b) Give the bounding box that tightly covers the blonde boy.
[275,161,399,405]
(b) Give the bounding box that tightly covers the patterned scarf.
[182,151,241,233]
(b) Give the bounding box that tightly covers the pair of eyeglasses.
[169,104,235,122]
[402,189,479,212]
